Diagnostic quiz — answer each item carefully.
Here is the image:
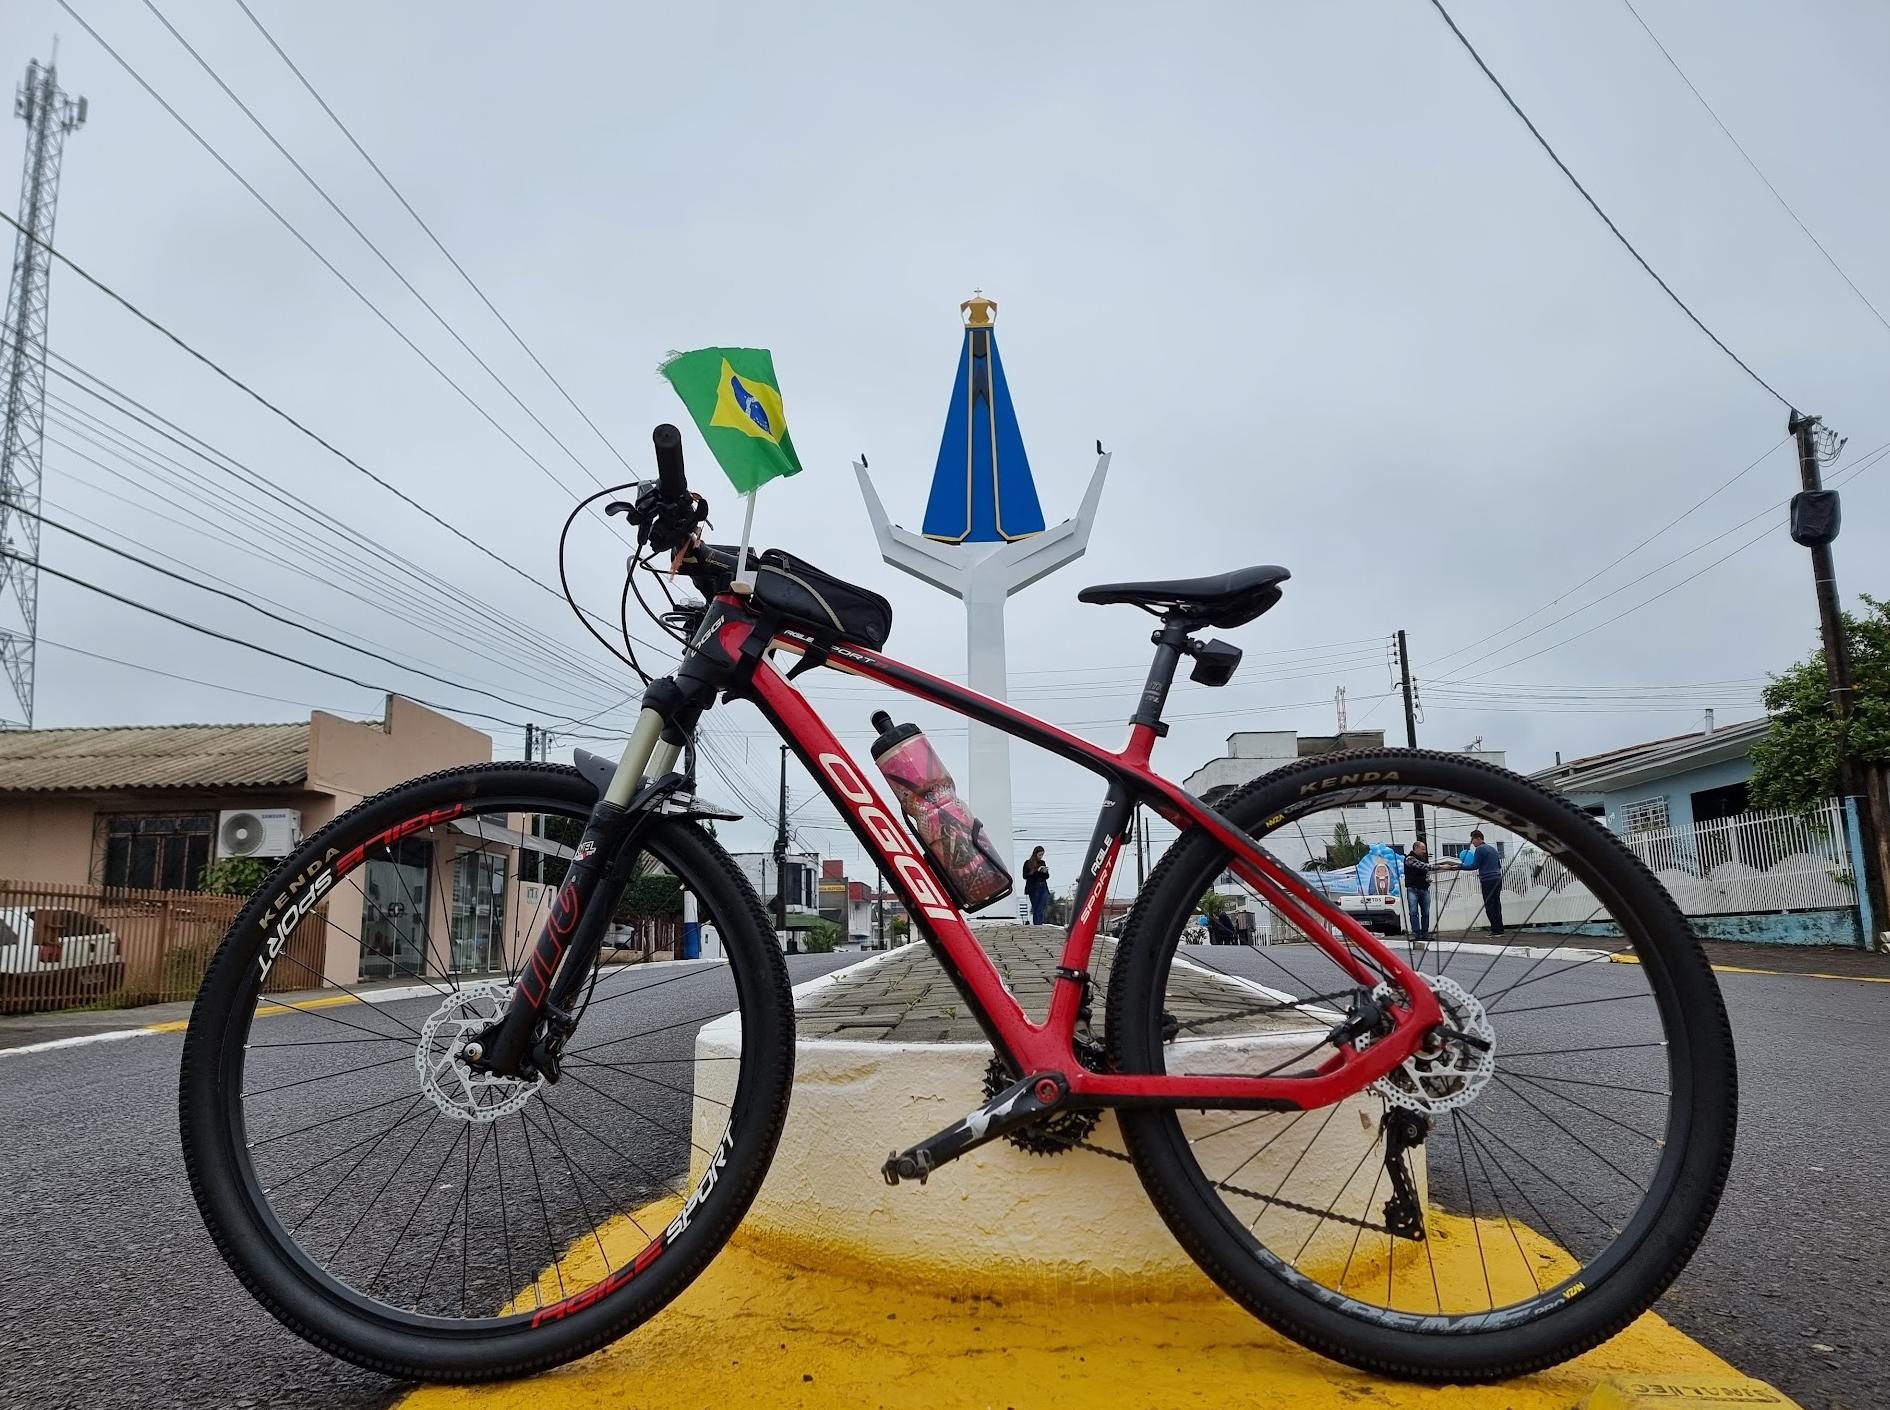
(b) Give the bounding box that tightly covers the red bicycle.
[181,426,1735,1384]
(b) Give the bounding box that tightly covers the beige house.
[0,696,553,987]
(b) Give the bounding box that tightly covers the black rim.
[1128,773,1704,1335]
[206,785,767,1334]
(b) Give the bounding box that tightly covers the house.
[818,859,876,945]
[1185,728,1514,860]
[729,849,823,945]
[1529,717,1769,836]
[0,696,551,986]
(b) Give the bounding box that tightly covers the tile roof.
[0,722,310,794]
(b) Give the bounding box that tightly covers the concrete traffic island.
[691,925,1390,1301]
[397,929,1800,1410]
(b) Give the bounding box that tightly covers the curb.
[396,1227,1796,1410]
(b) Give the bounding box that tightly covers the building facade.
[1529,717,1767,836]
[0,696,564,986]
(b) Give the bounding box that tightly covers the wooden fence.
[0,878,326,1014]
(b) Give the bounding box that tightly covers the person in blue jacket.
[1449,828,1507,937]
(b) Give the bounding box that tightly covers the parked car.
[0,906,123,974]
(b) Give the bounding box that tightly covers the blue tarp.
[1354,843,1403,900]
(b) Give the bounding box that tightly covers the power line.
[4,547,527,729]
[1426,0,1790,406]
[1619,0,1890,338]
[0,209,663,662]
[14,498,607,725]
[136,0,619,497]
[230,0,641,483]
[35,365,654,703]
[1458,444,1888,678]
[39,634,366,715]
[24,323,677,678]
[20,498,610,722]
[1427,437,1790,669]
[52,0,605,509]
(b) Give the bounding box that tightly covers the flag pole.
[732,488,758,594]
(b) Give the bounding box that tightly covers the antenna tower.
[1,52,86,728]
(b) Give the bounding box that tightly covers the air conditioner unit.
[217,808,301,860]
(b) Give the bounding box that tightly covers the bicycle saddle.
[1077,565,1290,628]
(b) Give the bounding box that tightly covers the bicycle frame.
[732,611,1444,1112]
[484,593,1443,1109]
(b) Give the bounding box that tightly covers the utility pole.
[1,55,86,730]
[1395,630,1427,845]
[1789,411,1888,946]
[522,723,538,882]
[775,744,790,952]
[681,735,700,959]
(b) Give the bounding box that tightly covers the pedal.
[881,1071,1069,1186]
[881,1150,933,1186]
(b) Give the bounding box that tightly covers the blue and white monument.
[855,293,1112,872]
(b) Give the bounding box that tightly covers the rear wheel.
[1106,749,1735,1382]
[179,763,793,1381]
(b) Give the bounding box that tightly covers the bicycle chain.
[1073,1139,1397,1236]
[1172,985,1366,1034]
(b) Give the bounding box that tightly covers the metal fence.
[1618,800,1853,915]
[0,878,324,1014]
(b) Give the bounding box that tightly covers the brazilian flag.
[658,347,804,494]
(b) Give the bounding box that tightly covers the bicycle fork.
[473,709,680,1080]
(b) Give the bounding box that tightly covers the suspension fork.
[476,709,682,1078]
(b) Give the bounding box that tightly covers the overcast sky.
[3,0,1886,893]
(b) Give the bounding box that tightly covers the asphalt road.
[0,948,1882,1410]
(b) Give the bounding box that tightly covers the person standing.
[1403,840,1434,943]
[1457,828,1506,937]
[1022,846,1051,925]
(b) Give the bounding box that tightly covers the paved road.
[0,948,1882,1410]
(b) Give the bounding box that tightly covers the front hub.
[415,983,545,1124]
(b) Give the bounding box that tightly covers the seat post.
[1130,615,1194,737]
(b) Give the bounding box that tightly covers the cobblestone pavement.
[794,926,1318,1042]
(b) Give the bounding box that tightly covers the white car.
[0,906,123,975]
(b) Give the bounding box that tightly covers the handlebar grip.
[652,424,687,499]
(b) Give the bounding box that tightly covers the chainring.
[982,1052,1102,1156]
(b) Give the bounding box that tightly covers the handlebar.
[652,423,687,500]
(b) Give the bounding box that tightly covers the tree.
[1197,889,1233,919]
[1325,820,1369,870]
[890,914,910,943]
[616,871,683,921]
[801,919,842,954]
[198,857,271,896]
[1749,594,1890,814]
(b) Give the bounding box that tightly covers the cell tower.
[0,53,86,730]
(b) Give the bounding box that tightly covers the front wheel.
[179,762,793,1382]
[1105,749,1736,1382]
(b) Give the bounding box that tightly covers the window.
[102,812,214,890]
[1622,797,1672,834]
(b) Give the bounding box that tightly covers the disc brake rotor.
[1367,972,1495,1115]
[414,982,543,1124]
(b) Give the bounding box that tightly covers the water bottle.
[870,711,1013,910]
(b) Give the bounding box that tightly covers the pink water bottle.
[870,711,1014,911]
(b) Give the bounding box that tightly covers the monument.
[854,294,1111,876]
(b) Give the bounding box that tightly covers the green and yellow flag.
[658,347,804,495]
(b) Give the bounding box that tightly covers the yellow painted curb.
[398,1205,1754,1410]
[1608,952,1890,983]
[1579,1375,1802,1408]
[145,991,365,1034]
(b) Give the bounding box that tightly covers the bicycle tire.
[1105,748,1736,1382]
[179,762,794,1382]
